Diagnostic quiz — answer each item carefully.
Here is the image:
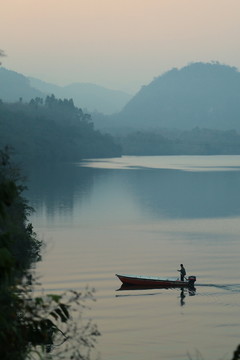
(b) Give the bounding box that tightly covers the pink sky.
[1,0,240,93]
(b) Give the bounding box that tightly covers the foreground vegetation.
[0,147,100,360]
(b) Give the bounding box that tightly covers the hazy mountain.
[111,62,240,131]
[0,68,44,102]
[0,67,132,114]
[29,77,132,115]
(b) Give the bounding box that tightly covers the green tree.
[0,147,100,360]
[0,96,121,163]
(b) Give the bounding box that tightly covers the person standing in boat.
[178,264,186,281]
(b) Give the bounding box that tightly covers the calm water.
[26,155,240,360]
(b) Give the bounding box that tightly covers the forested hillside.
[0,95,121,163]
[109,62,240,131]
[118,128,240,155]
[3,62,240,158]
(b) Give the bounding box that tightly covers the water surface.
[27,155,240,360]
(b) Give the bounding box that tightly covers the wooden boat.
[116,274,196,288]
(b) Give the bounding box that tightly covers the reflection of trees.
[26,164,240,220]
[25,163,104,218]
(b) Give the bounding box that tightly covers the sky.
[1,0,240,94]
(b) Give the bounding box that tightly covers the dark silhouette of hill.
[118,128,240,155]
[0,68,44,102]
[112,62,240,131]
[0,96,121,164]
[29,77,132,115]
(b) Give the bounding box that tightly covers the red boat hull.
[116,274,195,288]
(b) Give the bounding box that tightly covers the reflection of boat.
[116,274,196,288]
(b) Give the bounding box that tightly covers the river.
[26,155,240,360]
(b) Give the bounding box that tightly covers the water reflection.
[116,285,196,307]
[24,163,102,218]
[127,168,240,219]
[180,287,196,306]
[25,160,240,221]
[24,157,240,360]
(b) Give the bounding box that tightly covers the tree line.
[1,94,240,162]
[0,95,121,164]
[117,127,240,155]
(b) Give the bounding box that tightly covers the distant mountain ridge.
[109,62,240,131]
[29,77,132,114]
[0,67,132,114]
[2,62,240,131]
[0,68,44,101]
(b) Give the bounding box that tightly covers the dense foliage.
[117,127,240,155]
[0,147,41,279]
[0,148,100,360]
[0,95,121,164]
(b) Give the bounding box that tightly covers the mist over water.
[27,156,240,360]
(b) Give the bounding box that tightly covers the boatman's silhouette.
[178,264,186,281]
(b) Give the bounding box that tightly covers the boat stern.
[188,275,196,287]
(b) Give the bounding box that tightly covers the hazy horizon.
[2,0,240,93]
